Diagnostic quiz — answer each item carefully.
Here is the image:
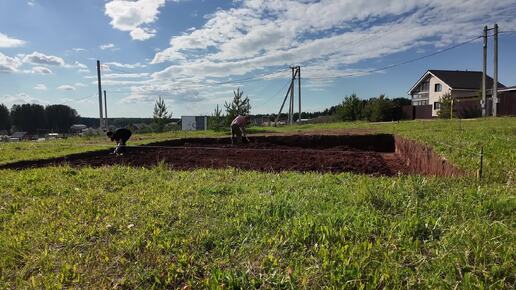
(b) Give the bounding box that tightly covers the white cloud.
[105,61,147,69]
[72,61,88,69]
[104,72,149,79]
[105,0,166,41]
[72,48,87,52]
[0,32,26,48]
[33,84,48,90]
[22,51,65,66]
[57,85,76,91]
[130,27,156,41]
[140,0,516,104]
[100,43,116,50]
[32,66,53,75]
[74,82,88,87]
[1,93,45,105]
[0,52,22,73]
[27,1,36,7]
[78,68,90,74]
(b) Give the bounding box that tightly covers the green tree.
[224,88,251,125]
[10,103,46,133]
[209,104,224,131]
[437,93,453,119]
[152,96,172,132]
[337,94,364,121]
[45,104,79,133]
[0,103,10,132]
[391,97,412,120]
[363,95,394,122]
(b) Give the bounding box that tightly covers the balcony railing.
[412,92,429,100]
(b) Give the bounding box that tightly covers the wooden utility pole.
[482,26,487,117]
[493,23,499,117]
[97,60,104,130]
[297,66,301,123]
[104,90,108,129]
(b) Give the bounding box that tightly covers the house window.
[413,100,429,106]
[434,102,441,110]
[434,83,442,92]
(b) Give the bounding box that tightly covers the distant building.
[181,116,208,131]
[9,132,28,141]
[408,70,505,117]
[70,124,87,134]
[47,133,62,139]
[0,130,9,142]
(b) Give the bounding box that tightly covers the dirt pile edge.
[394,136,465,177]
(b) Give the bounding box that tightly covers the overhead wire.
[253,79,293,111]
[98,27,493,99]
[307,35,483,80]
[99,22,402,96]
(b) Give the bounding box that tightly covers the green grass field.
[0,117,515,288]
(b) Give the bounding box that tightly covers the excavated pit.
[0,134,464,177]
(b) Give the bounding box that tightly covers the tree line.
[0,103,79,134]
[207,89,412,129]
[335,94,411,122]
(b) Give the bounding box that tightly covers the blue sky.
[1,0,516,118]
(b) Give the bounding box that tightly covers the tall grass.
[0,117,514,287]
[0,167,514,288]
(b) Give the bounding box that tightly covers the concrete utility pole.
[482,25,487,117]
[103,90,108,129]
[96,60,104,130]
[274,66,301,126]
[493,23,499,117]
[274,84,292,126]
[297,66,301,123]
[290,66,295,125]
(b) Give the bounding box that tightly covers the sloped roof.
[429,70,505,90]
[499,85,516,92]
[10,132,27,138]
[409,70,506,94]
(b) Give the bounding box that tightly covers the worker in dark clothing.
[106,128,132,155]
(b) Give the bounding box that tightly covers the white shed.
[181,116,208,131]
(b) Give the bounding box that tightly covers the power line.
[254,79,293,110]
[99,30,490,94]
[107,66,135,74]
[101,67,292,94]
[202,67,291,87]
[308,35,483,80]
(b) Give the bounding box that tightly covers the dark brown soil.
[0,134,409,176]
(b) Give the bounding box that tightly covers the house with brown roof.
[408,70,506,117]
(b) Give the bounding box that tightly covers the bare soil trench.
[0,134,462,177]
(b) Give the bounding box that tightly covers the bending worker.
[230,114,250,144]
[106,128,132,155]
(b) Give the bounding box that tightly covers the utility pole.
[493,23,498,117]
[297,66,301,123]
[104,90,108,129]
[289,67,295,125]
[274,66,301,126]
[482,26,487,117]
[96,60,104,130]
[274,84,292,126]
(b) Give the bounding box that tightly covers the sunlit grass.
[0,167,514,288]
[0,117,514,288]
